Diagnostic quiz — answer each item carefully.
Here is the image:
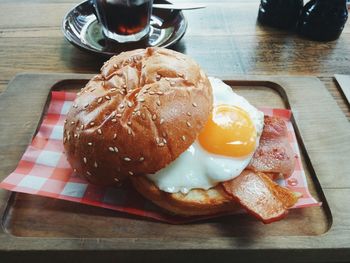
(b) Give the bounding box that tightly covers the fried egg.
[146,77,264,194]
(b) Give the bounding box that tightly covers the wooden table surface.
[0,0,349,120]
[0,0,350,261]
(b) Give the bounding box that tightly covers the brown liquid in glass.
[95,0,152,35]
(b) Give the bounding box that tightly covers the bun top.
[64,47,213,186]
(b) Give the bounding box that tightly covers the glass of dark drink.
[92,0,154,43]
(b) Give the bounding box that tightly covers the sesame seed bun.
[130,176,240,216]
[64,47,213,186]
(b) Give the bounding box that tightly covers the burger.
[64,47,299,223]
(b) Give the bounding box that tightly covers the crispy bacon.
[248,116,295,178]
[221,116,299,223]
[222,170,299,224]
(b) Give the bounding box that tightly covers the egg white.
[146,77,265,194]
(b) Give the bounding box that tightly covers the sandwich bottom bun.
[131,176,240,216]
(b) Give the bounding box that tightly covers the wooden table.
[0,0,350,261]
[0,0,349,119]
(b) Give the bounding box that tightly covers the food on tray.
[64,47,299,223]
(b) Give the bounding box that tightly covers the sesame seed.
[77,134,80,139]
[187,112,192,116]
[67,134,71,141]
[141,113,146,119]
[84,103,89,108]
[73,169,77,173]
[120,104,125,109]
[122,84,127,88]
[156,75,161,81]
[83,157,87,163]
[127,101,133,108]
[116,113,122,117]
[81,124,84,129]
[73,104,78,108]
[170,81,175,86]
[119,90,124,95]
[162,132,167,137]
[163,138,167,144]
[149,91,155,95]
[71,121,75,125]
[128,128,132,135]
[108,147,115,152]
[127,121,131,126]
[128,171,134,175]
[88,142,93,146]
[113,64,118,69]
[74,134,78,138]
[105,95,111,100]
[113,134,117,139]
[160,118,164,124]
[90,122,95,126]
[97,97,103,103]
[90,88,96,92]
[156,100,161,106]
[138,97,145,102]
[137,111,141,116]
[114,178,119,182]
[156,138,160,144]
[87,171,92,176]
[64,120,67,124]
[110,88,116,92]
[111,118,117,122]
[114,147,119,152]
[139,157,144,162]
[152,114,157,121]
[157,91,164,95]
[111,112,116,117]
[124,157,131,162]
[192,102,197,107]
[186,121,191,127]
[182,135,186,141]
[97,129,102,135]
[178,73,184,78]
[94,161,98,168]
[158,142,165,147]
[63,137,67,143]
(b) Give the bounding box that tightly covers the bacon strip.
[222,170,299,224]
[221,116,300,223]
[248,116,295,178]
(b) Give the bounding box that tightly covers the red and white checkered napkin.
[0,91,320,224]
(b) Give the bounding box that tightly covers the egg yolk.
[198,105,256,157]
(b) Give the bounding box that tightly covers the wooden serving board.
[0,73,349,262]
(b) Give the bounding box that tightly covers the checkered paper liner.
[0,91,320,223]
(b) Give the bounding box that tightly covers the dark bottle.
[258,0,304,29]
[298,0,348,41]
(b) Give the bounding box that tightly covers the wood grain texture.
[0,0,350,260]
[1,73,350,263]
[0,0,349,121]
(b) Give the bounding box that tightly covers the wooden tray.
[0,73,349,262]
